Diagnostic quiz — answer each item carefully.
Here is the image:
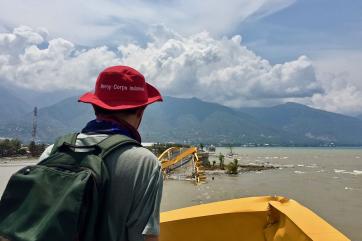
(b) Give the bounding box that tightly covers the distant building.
[141,142,155,147]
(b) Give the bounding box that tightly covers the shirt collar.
[81,116,141,143]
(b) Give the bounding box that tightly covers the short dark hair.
[92,105,144,116]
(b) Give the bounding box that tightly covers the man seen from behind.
[40,65,163,241]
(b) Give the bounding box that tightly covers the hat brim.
[78,82,163,110]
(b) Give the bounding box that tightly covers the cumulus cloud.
[0,26,120,90]
[302,51,362,115]
[308,73,362,116]
[0,25,323,108]
[0,0,295,45]
[120,27,321,107]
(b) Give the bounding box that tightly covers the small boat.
[160,196,349,241]
[207,145,216,152]
[227,145,238,158]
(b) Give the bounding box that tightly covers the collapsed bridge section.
[158,147,206,184]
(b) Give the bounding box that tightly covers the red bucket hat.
[79,66,163,110]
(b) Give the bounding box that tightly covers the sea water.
[162,147,362,241]
[1,148,362,240]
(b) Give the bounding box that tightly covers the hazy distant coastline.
[1,89,362,146]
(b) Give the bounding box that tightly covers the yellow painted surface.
[159,147,197,170]
[160,196,350,241]
[268,200,349,241]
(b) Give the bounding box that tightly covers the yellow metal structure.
[158,147,197,170]
[158,147,206,183]
[160,196,350,241]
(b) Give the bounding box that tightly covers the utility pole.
[32,107,37,143]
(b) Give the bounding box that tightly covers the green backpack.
[0,133,140,241]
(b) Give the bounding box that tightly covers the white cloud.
[0,26,120,90]
[312,50,362,89]
[310,85,362,116]
[1,1,360,116]
[1,25,361,115]
[305,51,362,115]
[0,0,295,45]
[119,27,321,107]
[0,25,322,109]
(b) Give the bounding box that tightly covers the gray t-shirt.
[39,133,163,241]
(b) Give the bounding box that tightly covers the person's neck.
[97,115,138,129]
[96,115,142,143]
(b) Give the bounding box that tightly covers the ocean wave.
[281,164,294,168]
[306,164,318,168]
[334,169,346,173]
[334,169,362,175]
[349,170,362,175]
[294,171,305,174]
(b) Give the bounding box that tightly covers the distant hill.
[0,96,289,144]
[140,97,291,144]
[357,114,362,121]
[0,97,93,142]
[4,85,83,108]
[0,87,31,123]
[239,102,362,145]
[1,95,362,146]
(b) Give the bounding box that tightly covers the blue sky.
[0,0,361,115]
[239,0,362,63]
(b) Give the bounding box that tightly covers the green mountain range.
[240,103,362,145]
[0,88,30,122]
[1,87,362,146]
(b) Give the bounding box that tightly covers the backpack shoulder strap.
[50,133,79,155]
[96,134,142,158]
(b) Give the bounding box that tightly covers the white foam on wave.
[294,171,305,174]
[352,170,362,175]
[297,164,304,167]
[306,164,318,168]
[334,169,346,173]
[283,164,294,168]
[347,170,362,175]
[273,163,294,168]
[334,169,362,175]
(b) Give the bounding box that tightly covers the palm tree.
[226,159,238,174]
[218,153,225,170]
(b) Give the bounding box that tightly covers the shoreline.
[0,156,38,166]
